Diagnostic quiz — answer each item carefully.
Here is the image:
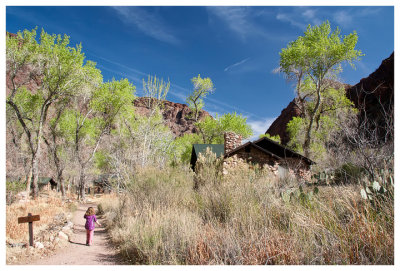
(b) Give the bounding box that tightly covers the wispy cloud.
[88,51,147,77]
[276,13,306,30]
[207,7,289,42]
[247,118,276,141]
[276,7,320,30]
[224,57,250,72]
[358,7,383,17]
[276,6,384,31]
[97,64,142,84]
[111,6,180,45]
[333,11,352,28]
[333,7,383,29]
[207,7,254,41]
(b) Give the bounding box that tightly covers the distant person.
[84,207,101,246]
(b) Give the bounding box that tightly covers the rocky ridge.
[133,97,211,137]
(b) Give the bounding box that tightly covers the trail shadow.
[95,229,107,234]
[69,241,87,246]
[95,252,126,265]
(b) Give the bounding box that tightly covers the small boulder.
[34,241,44,249]
[58,231,69,241]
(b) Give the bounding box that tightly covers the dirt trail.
[33,203,120,265]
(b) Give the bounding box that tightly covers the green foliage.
[334,163,366,184]
[196,112,253,144]
[12,87,44,130]
[6,180,26,193]
[60,78,136,146]
[172,133,203,165]
[91,78,135,122]
[58,109,100,145]
[7,28,105,197]
[312,170,334,184]
[279,21,363,79]
[186,74,214,121]
[286,86,357,160]
[281,185,318,207]
[259,133,281,144]
[286,117,304,153]
[6,180,27,205]
[7,28,102,131]
[279,21,362,158]
[94,150,112,172]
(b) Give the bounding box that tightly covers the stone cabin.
[90,174,115,194]
[191,132,314,179]
[29,177,57,191]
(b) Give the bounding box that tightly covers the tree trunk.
[303,85,322,158]
[31,155,39,199]
[57,169,66,198]
[79,167,86,201]
[194,103,199,122]
[26,168,32,194]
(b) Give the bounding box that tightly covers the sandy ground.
[33,203,121,265]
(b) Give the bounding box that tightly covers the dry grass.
[99,164,394,265]
[6,191,78,265]
[6,191,75,243]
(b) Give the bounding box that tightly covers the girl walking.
[84,207,101,246]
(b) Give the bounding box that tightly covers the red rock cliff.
[133,97,211,137]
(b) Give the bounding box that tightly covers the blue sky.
[5,5,394,139]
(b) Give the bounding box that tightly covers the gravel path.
[33,203,120,265]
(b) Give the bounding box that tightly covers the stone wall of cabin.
[280,158,312,181]
[223,146,311,181]
[223,146,280,177]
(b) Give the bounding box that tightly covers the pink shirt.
[84,214,97,231]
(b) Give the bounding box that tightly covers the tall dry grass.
[6,191,76,243]
[99,163,394,265]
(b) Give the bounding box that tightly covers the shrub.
[99,163,393,264]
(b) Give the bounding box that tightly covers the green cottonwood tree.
[60,78,135,200]
[172,133,203,165]
[186,74,214,121]
[196,112,253,144]
[6,28,99,198]
[279,21,362,158]
[42,99,70,198]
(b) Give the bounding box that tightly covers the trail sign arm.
[18,215,40,224]
[17,213,40,247]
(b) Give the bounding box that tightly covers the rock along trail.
[33,203,120,265]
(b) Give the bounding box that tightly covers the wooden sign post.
[18,213,40,247]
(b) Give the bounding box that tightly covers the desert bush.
[6,179,26,205]
[99,163,393,265]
